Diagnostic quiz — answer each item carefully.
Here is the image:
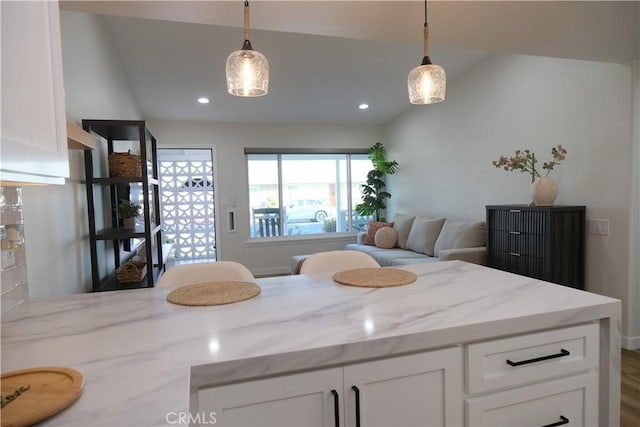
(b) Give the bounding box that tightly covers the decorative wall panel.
[160,160,216,260]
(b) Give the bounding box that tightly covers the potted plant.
[356,143,399,221]
[117,199,141,229]
[322,218,337,232]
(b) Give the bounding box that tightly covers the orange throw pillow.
[363,221,394,245]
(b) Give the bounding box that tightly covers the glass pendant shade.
[225,2,269,97]
[225,44,269,97]
[408,57,446,104]
[408,0,446,105]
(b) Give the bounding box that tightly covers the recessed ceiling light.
[358,103,369,110]
[197,97,210,104]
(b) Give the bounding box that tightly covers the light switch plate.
[588,219,610,235]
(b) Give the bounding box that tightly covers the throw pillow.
[405,217,446,256]
[433,220,486,257]
[364,221,394,245]
[391,213,416,249]
[374,227,397,249]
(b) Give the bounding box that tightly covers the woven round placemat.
[332,268,417,288]
[166,281,260,306]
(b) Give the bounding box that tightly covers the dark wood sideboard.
[486,205,586,289]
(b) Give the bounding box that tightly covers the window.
[247,150,372,238]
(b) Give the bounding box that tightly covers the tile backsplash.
[1,186,29,313]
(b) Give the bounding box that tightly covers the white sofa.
[344,213,486,266]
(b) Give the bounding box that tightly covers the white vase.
[530,177,558,206]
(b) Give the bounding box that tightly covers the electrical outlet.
[588,219,610,235]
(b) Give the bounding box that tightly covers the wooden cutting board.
[1,367,83,427]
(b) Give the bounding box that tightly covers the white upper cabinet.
[1,0,68,185]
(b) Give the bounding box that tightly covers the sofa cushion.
[391,257,440,266]
[391,213,416,249]
[363,221,394,245]
[345,243,385,254]
[433,220,486,256]
[405,217,446,256]
[373,250,429,267]
[375,227,397,249]
[344,243,430,267]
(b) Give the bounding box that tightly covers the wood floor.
[621,348,640,427]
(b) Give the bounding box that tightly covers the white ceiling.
[60,1,639,125]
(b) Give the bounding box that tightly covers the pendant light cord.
[424,0,428,25]
[423,0,430,57]
[243,0,250,41]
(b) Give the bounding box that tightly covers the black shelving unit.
[82,120,163,292]
[486,205,586,289]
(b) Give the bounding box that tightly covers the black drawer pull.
[330,389,340,427]
[541,415,569,427]
[507,348,570,366]
[352,385,361,427]
[509,231,521,235]
[508,252,521,257]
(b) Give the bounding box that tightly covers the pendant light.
[226,1,269,97]
[407,0,446,104]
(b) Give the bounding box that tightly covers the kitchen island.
[1,261,620,426]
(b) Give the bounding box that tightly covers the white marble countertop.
[1,261,620,426]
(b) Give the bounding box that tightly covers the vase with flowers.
[492,145,567,206]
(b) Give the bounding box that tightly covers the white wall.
[22,11,141,298]
[625,7,640,350]
[147,120,383,275]
[385,54,635,342]
[629,55,640,349]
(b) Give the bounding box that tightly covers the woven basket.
[108,151,141,177]
[115,261,147,283]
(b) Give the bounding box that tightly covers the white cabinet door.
[343,348,463,427]
[198,367,343,427]
[0,0,68,185]
[198,348,462,427]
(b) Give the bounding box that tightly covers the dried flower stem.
[492,145,567,183]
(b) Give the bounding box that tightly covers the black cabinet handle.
[509,231,521,235]
[331,389,339,427]
[541,415,569,427]
[507,349,570,366]
[351,385,361,427]
[508,252,521,257]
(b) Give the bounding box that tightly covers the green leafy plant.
[322,218,337,232]
[492,145,567,183]
[356,142,398,221]
[117,199,141,218]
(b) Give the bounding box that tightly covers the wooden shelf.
[95,223,161,240]
[97,265,163,292]
[83,120,163,292]
[92,177,159,186]
[81,119,150,141]
[67,121,96,150]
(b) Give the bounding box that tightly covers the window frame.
[245,148,370,240]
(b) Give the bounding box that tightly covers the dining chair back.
[156,261,254,288]
[299,250,380,274]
